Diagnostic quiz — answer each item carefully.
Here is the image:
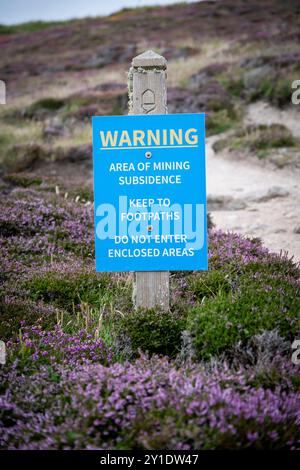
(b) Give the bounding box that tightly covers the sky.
[0,0,201,25]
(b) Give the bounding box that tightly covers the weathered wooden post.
[128,50,170,311]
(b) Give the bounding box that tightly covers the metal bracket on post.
[128,50,170,311]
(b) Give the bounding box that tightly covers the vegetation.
[0,21,66,35]
[213,124,297,158]
[0,0,300,451]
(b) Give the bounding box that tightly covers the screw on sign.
[92,51,207,311]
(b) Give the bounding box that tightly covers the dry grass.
[167,40,233,87]
[54,123,92,148]
[0,122,43,165]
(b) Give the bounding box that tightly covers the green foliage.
[220,62,298,108]
[0,21,65,35]
[222,77,244,98]
[206,109,236,136]
[48,233,94,258]
[25,98,65,119]
[110,101,124,116]
[0,297,57,341]
[0,132,14,149]
[189,270,232,300]
[3,173,42,188]
[186,261,300,360]
[34,98,65,111]
[115,309,186,358]
[249,364,300,391]
[249,73,297,107]
[62,96,92,117]
[213,124,295,156]
[290,375,300,390]
[24,271,113,311]
[68,186,93,202]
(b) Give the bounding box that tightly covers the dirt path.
[206,102,300,262]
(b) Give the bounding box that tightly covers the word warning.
[92,113,207,272]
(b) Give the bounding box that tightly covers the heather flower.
[7,324,114,370]
[0,356,299,450]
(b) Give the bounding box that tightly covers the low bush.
[3,173,43,188]
[188,270,232,300]
[213,124,295,157]
[23,270,132,318]
[24,271,111,311]
[0,191,94,257]
[24,98,65,119]
[0,297,58,341]
[6,324,113,374]
[186,258,300,360]
[1,355,299,450]
[248,73,298,107]
[114,309,186,358]
[206,109,236,135]
[219,57,299,108]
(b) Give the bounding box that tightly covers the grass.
[24,97,65,118]
[167,40,230,88]
[213,124,296,156]
[3,173,43,188]
[0,21,66,35]
[0,122,43,168]
[54,124,92,147]
[206,109,237,136]
[23,269,132,320]
[0,296,58,341]
[113,308,186,359]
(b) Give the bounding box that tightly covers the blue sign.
[92,113,207,272]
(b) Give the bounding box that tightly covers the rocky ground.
[207,101,300,261]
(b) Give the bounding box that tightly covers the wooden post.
[128,50,170,311]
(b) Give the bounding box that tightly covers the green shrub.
[189,270,232,300]
[243,124,295,151]
[3,173,42,188]
[220,63,298,108]
[24,98,65,119]
[249,364,300,391]
[206,109,236,135]
[31,98,65,111]
[24,272,112,311]
[213,124,295,155]
[68,186,93,202]
[0,132,14,149]
[115,309,186,358]
[219,76,244,98]
[186,261,300,360]
[0,21,64,35]
[249,74,298,107]
[0,297,58,340]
